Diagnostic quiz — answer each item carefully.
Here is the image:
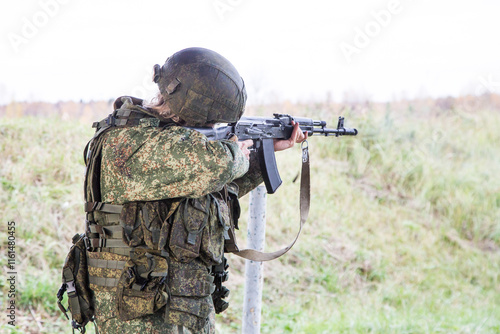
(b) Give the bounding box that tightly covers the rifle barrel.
[310,127,358,136]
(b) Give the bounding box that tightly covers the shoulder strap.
[84,126,112,205]
[83,106,145,206]
[229,142,310,262]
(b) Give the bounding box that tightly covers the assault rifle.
[189,113,358,194]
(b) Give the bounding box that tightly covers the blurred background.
[2,0,500,105]
[1,1,500,333]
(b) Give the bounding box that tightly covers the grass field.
[1,97,499,333]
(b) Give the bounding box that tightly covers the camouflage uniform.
[87,97,263,333]
[101,120,249,203]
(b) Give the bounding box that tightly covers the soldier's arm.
[100,127,250,203]
[232,152,264,198]
[163,129,250,198]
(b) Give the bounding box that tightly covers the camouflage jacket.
[100,115,263,204]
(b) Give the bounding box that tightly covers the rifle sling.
[230,141,310,262]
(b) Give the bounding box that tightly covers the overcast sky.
[1,0,500,105]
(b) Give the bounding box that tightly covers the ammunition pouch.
[164,260,215,332]
[169,197,209,263]
[116,251,169,321]
[57,233,97,333]
[84,190,233,330]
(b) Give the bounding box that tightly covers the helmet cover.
[153,47,246,126]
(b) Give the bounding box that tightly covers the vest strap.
[88,225,123,238]
[89,276,119,288]
[100,248,134,256]
[88,237,128,249]
[85,202,123,214]
[87,257,126,270]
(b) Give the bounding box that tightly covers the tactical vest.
[83,96,237,331]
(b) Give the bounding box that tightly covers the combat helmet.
[153,47,247,127]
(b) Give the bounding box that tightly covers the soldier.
[83,47,305,333]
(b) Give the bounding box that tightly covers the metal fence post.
[242,185,267,334]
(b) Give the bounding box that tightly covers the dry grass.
[1,95,499,333]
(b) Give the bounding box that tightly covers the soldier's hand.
[273,121,308,152]
[237,139,253,160]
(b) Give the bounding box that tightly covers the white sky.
[1,0,500,105]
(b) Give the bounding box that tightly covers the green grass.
[1,100,499,333]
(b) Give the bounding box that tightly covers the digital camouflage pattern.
[87,98,264,333]
[87,251,126,286]
[164,259,216,331]
[90,252,216,333]
[233,152,264,197]
[116,252,168,321]
[58,234,94,329]
[93,289,215,334]
[100,125,249,204]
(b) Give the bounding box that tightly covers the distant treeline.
[0,99,113,123]
[1,94,500,123]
